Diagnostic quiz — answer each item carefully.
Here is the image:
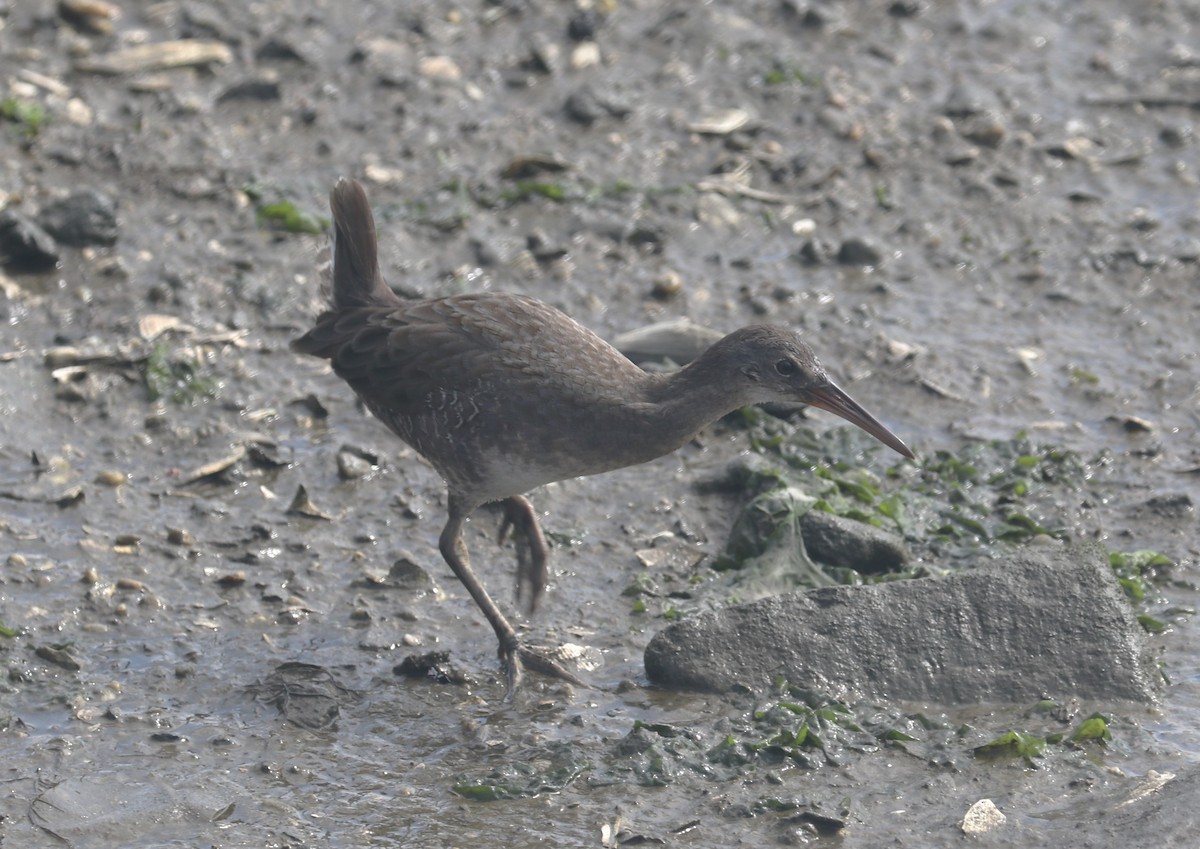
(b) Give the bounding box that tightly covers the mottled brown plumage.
[294,178,914,695]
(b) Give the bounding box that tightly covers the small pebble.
[255,37,307,64]
[59,0,120,34]
[570,42,601,70]
[650,269,683,299]
[337,450,374,480]
[287,484,332,519]
[1159,125,1191,148]
[567,9,599,40]
[689,108,753,135]
[564,87,604,125]
[94,469,127,487]
[527,36,561,75]
[36,645,81,671]
[116,577,145,591]
[796,238,835,265]
[216,78,282,103]
[943,81,998,118]
[418,56,462,82]
[389,555,432,586]
[888,0,924,17]
[81,565,100,584]
[278,607,307,625]
[961,799,1006,834]
[836,236,884,266]
[960,115,1006,148]
[1128,209,1160,232]
[791,218,817,237]
[166,527,195,546]
[695,192,742,229]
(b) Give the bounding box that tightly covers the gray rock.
[1039,766,1200,848]
[612,319,722,367]
[38,190,119,247]
[943,80,999,118]
[799,510,910,574]
[644,544,1159,704]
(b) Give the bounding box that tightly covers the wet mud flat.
[2,0,1199,846]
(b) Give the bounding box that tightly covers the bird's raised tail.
[326,177,402,310]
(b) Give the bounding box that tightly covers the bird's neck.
[639,349,752,446]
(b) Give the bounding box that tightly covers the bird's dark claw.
[496,639,587,699]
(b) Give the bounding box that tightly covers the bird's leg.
[441,496,583,696]
[439,506,523,695]
[497,495,549,614]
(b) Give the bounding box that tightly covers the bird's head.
[716,325,915,459]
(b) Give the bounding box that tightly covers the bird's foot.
[498,496,550,614]
[499,639,587,699]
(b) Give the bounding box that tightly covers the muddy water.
[2,0,1198,845]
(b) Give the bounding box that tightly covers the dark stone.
[795,238,834,265]
[388,554,432,587]
[799,510,910,574]
[563,86,631,126]
[567,10,599,41]
[394,651,469,684]
[0,210,60,271]
[471,237,505,267]
[525,36,560,75]
[217,79,283,103]
[887,0,925,17]
[564,87,604,125]
[255,37,307,63]
[836,236,884,266]
[613,725,656,757]
[780,1,830,28]
[644,544,1159,704]
[38,190,119,247]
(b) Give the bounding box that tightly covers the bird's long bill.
[804,381,915,459]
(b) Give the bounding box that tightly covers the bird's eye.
[774,359,797,376]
